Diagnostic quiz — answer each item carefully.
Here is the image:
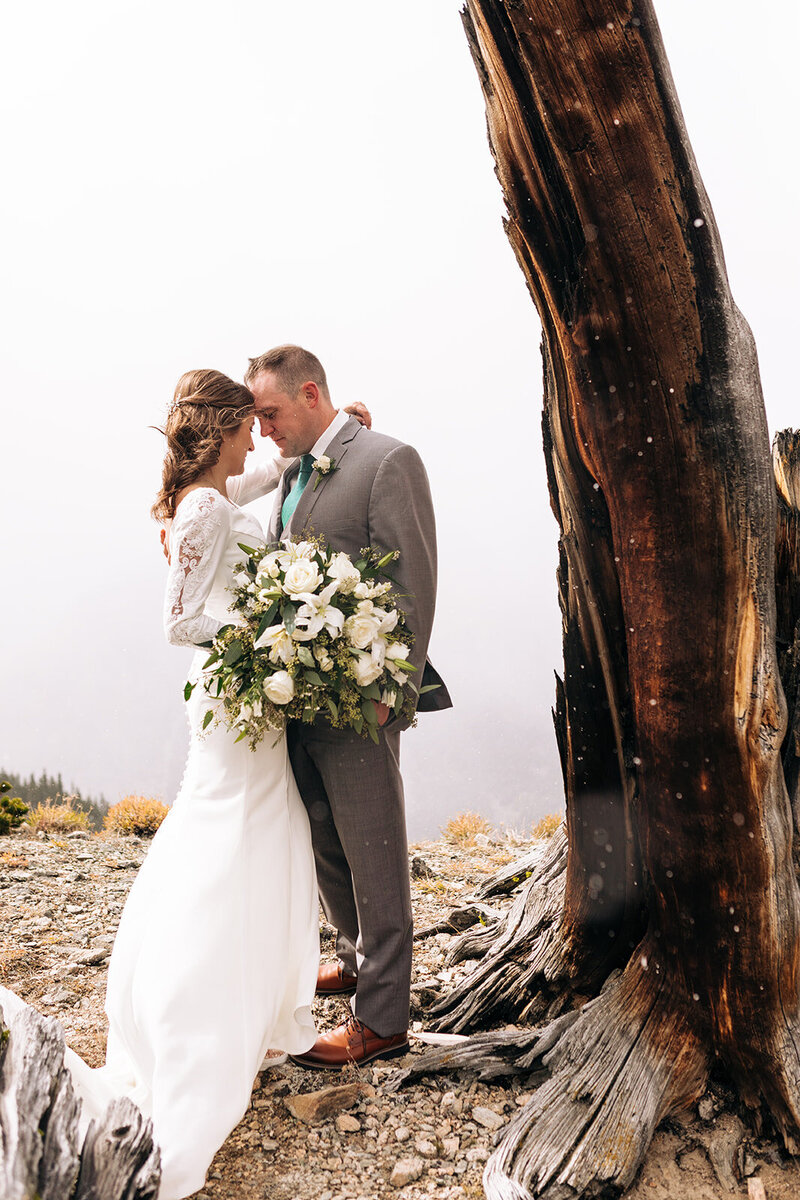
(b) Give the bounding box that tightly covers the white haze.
[1,1,797,839]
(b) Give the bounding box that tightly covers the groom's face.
[250,371,314,458]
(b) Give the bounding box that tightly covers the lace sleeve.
[164,490,231,648]
[226,458,295,506]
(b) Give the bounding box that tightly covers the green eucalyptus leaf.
[368,724,380,745]
[202,710,214,730]
[362,700,378,725]
[283,602,297,634]
[326,697,339,721]
[297,647,315,668]
[419,683,441,694]
[223,640,243,666]
[202,649,220,669]
[304,670,324,686]
[183,680,196,701]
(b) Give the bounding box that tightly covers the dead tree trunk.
[416,2,800,1196]
[0,1000,160,1200]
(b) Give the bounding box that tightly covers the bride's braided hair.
[151,369,256,520]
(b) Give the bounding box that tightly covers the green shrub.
[0,781,29,835]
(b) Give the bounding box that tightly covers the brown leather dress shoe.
[316,961,359,996]
[290,1016,409,1069]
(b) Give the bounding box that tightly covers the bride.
[0,369,367,1199]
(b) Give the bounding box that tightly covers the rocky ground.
[2,827,800,1200]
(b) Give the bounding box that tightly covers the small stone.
[466,1147,491,1163]
[284,1082,369,1125]
[472,1106,505,1131]
[41,987,75,1006]
[473,833,491,847]
[389,1157,425,1186]
[395,1126,412,1142]
[335,1114,361,1133]
[698,1096,715,1121]
[442,1136,460,1160]
[260,1139,278,1152]
[415,1138,438,1158]
[515,1092,534,1107]
[411,855,436,879]
[71,948,110,966]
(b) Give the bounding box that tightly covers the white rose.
[314,645,334,672]
[385,642,410,662]
[283,559,323,596]
[233,570,252,589]
[344,612,383,650]
[351,652,383,687]
[257,552,283,581]
[326,552,361,594]
[313,455,331,473]
[353,582,370,599]
[263,670,295,705]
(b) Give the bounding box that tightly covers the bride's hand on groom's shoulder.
[345,402,372,430]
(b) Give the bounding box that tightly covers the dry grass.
[24,797,90,835]
[0,851,29,869]
[104,796,169,837]
[441,811,493,846]
[531,813,563,840]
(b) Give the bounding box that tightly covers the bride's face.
[220,418,255,476]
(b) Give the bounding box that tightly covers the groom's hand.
[160,521,172,565]
[374,701,390,727]
[345,402,372,429]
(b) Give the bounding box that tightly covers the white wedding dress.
[0,462,319,1200]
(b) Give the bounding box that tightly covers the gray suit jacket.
[267,417,451,714]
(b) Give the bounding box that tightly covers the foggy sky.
[1,1,797,839]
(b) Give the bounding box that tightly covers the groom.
[246,344,451,1068]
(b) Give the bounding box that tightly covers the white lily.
[253,623,296,665]
[291,580,345,642]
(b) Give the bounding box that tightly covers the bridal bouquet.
[190,538,421,747]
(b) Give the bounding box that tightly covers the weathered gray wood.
[482,965,709,1200]
[386,1010,580,1091]
[75,1098,160,1200]
[430,826,571,1030]
[0,1000,160,1200]
[0,1003,80,1200]
[414,902,504,943]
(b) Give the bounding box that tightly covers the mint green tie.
[281,454,315,529]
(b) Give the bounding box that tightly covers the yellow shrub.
[531,813,563,840]
[105,796,169,837]
[442,811,493,845]
[25,797,90,834]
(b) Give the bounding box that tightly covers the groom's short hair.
[245,345,329,399]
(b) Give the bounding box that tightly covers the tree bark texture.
[0,1000,160,1200]
[436,1,800,1194]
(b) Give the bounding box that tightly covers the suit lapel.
[285,417,362,538]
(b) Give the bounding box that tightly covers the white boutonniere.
[312,455,338,490]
